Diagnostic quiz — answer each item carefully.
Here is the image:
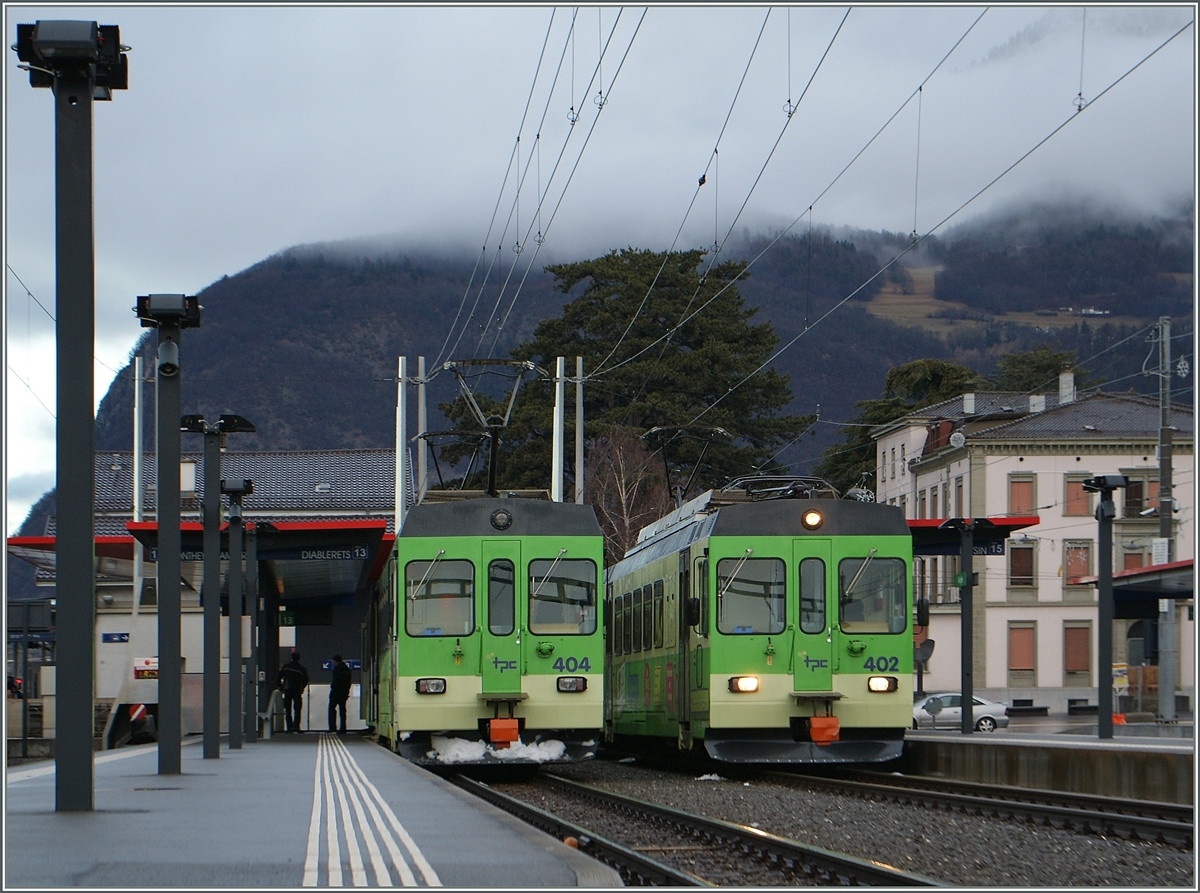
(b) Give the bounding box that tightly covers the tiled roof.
[969,393,1193,441]
[93,449,397,515]
[897,391,1065,424]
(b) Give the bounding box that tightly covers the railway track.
[775,768,1194,849]
[453,772,941,886]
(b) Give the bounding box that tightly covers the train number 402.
[863,656,899,671]
[552,657,591,672]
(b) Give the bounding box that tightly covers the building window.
[899,494,907,518]
[1063,622,1091,687]
[900,443,906,476]
[1008,622,1036,686]
[1008,475,1035,515]
[890,447,896,480]
[942,483,950,518]
[1009,543,1035,588]
[1123,551,1145,571]
[918,490,927,520]
[954,477,964,517]
[1063,540,1092,583]
[1064,476,1092,516]
[1122,474,1159,518]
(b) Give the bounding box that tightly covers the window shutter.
[1064,627,1090,673]
[1009,626,1034,671]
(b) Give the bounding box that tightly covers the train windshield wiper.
[842,548,877,599]
[531,548,568,599]
[409,549,446,601]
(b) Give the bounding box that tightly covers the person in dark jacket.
[328,654,353,733]
[277,651,310,733]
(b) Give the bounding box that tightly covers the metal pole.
[201,429,221,758]
[244,526,258,742]
[575,357,584,505]
[1156,317,1176,721]
[156,322,183,774]
[1097,488,1115,739]
[960,521,974,735]
[396,357,407,532]
[418,357,427,503]
[227,499,243,749]
[54,67,96,810]
[552,357,565,502]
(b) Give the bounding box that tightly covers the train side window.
[613,589,624,656]
[405,559,475,637]
[697,558,709,637]
[716,557,786,635]
[653,580,664,649]
[631,588,643,653]
[487,559,515,636]
[528,558,597,635]
[622,593,633,653]
[642,584,654,651]
[799,558,826,634]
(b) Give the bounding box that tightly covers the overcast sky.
[4,3,1196,531]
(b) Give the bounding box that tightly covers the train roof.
[610,494,908,580]
[399,496,603,539]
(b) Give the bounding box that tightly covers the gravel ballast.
[540,759,1195,887]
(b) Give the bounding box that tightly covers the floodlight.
[1082,474,1128,492]
[136,294,201,329]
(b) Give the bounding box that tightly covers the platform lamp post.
[222,478,254,749]
[14,19,128,812]
[135,294,201,775]
[1083,474,1128,740]
[180,415,255,759]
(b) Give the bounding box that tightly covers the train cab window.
[405,559,475,637]
[528,558,597,635]
[653,580,664,649]
[488,559,515,636]
[624,595,633,652]
[716,557,786,635]
[838,556,907,634]
[799,558,826,634]
[631,588,643,653]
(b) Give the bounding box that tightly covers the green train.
[364,493,606,765]
[604,476,912,763]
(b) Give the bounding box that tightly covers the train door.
[676,550,691,745]
[792,540,834,692]
[481,541,522,694]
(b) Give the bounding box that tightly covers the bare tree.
[584,428,671,565]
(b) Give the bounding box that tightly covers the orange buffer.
[488,718,520,748]
[808,716,840,745]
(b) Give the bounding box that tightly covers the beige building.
[872,373,1194,714]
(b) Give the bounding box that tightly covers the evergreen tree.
[439,248,814,504]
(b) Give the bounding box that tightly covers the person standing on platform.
[277,651,309,733]
[328,654,353,733]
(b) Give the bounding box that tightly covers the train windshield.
[405,559,475,637]
[838,557,907,634]
[528,558,597,635]
[715,557,786,635]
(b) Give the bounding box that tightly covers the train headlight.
[867,675,898,693]
[556,676,588,693]
[801,509,823,530]
[728,675,760,693]
[415,677,446,694]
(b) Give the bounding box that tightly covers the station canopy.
[906,516,1040,556]
[8,520,393,609]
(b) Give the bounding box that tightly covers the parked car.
[912,693,1010,732]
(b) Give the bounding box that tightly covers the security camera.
[157,338,179,377]
[1082,474,1128,492]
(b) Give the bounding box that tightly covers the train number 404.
[552,657,591,672]
[863,656,900,672]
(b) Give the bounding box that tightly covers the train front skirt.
[395,730,599,766]
[702,728,905,764]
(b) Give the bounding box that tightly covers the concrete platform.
[902,723,1194,804]
[4,734,620,888]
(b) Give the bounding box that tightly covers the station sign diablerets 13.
[146,545,370,562]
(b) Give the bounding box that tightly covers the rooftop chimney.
[1030,394,1046,413]
[963,393,975,415]
[1059,369,1075,405]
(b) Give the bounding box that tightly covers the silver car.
[912,693,1010,732]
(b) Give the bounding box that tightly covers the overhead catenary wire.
[683,16,1193,431]
[484,9,648,360]
[595,5,974,383]
[470,8,630,359]
[430,9,561,371]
